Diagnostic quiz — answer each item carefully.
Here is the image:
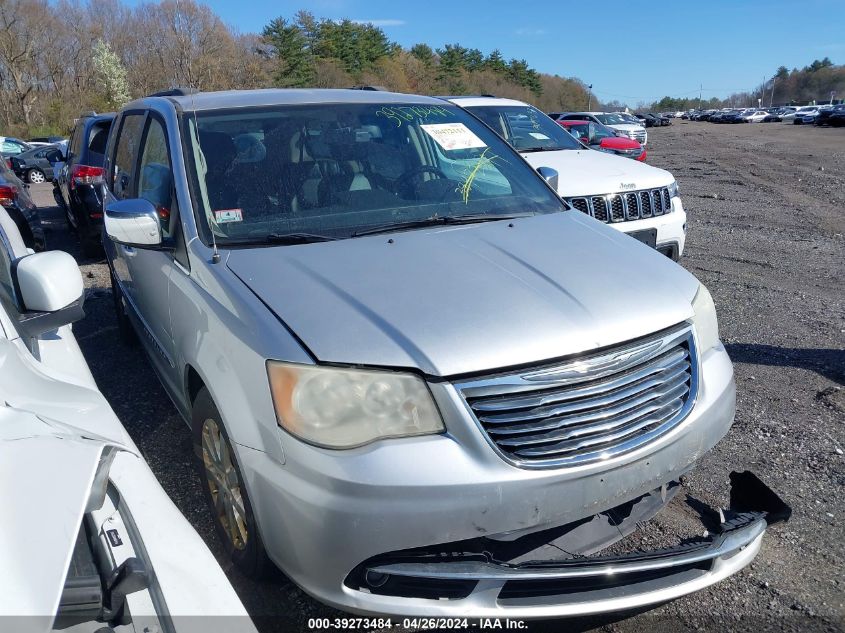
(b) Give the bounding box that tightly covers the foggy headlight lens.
[267,362,444,448]
[668,180,680,198]
[692,283,719,351]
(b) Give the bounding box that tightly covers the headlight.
[267,362,444,448]
[668,180,680,198]
[691,284,720,351]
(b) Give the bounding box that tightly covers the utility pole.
[698,84,702,110]
[770,77,776,107]
[587,84,593,111]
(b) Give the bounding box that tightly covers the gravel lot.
[29,119,844,632]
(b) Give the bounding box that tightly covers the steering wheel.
[394,165,448,196]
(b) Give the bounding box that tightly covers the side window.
[137,118,175,239]
[111,114,146,199]
[35,150,47,159]
[69,124,84,157]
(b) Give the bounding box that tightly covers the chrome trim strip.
[369,519,766,581]
[456,325,698,469]
[472,348,688,411]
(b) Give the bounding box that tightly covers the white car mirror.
[14,251,85,337]
[17,251,83,312]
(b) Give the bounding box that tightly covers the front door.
[108,113,180,390]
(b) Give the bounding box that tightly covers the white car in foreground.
[451,97,686,259]
[0,209,256,633]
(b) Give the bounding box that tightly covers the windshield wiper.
[353,213,536,237]
[227,232,338,246]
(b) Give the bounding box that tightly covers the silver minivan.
[102,89,787,618]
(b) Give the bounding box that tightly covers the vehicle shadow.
[724,343,844,385]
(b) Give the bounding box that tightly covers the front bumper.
[607,196,687,258]
[241,342,737,617]
[360,472,789,618]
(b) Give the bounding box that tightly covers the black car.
[815,104,845,126]
[0,158,44,251]
[51,112,115,257]
[28,135,66,144]
[635,113,656,127]
[9,144,59,184]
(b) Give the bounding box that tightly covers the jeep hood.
[227,212,699,377]
[520,149,671,197]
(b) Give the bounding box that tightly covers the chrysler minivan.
[101,88,786,618]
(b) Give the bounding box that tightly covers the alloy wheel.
[28,169,45,184]
[201,418,248,550]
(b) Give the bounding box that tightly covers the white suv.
[451,97,686,259]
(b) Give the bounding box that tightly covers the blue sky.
[194,0,842,104]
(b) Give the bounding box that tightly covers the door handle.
[122,245,136,256]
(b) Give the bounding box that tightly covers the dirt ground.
[28,118,845,633]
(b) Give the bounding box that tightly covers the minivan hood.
[520,149,671,197]
[227,213,698,377]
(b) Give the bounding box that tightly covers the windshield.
[181,102,566,245]
[595,113,627,125]
[465,104,582,152]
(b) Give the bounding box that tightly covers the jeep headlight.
[267,362,444,448]
[668,180,680,198]
[692,283,719,351]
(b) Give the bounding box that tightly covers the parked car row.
[683,104,845,126]
[5,87,790,624]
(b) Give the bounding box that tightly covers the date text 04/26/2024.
[307,618,529,630]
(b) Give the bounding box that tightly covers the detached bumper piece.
[353,472,789,617]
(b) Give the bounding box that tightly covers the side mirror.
[536,166,559,191]
[45,149,63,163]
[14,251,85,337]
[104,198,163,248]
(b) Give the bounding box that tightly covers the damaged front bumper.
[344,472,789,618]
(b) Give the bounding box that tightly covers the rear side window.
[85,121,112,167]
[111,114,145,199]
[69,124,84,157]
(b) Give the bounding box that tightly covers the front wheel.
[27,169,46,184]
[192,387,273,578]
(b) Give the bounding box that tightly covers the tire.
[110,268,137,346]
[192,387,273,578]
[26,168,46,184]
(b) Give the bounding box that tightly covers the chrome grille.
[457,326,697,468]
[566,187,671,224]
[609,195,625,221]
[652,189,664,215]
[590,197,609,222]
[625,193,640,219]
[640,190,653,217]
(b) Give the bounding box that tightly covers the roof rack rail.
[147,87,199,97]
[349,85,389,91]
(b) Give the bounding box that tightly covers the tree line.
[650,58,843,112]
[0,0,597,137]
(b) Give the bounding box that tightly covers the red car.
[557,119,646,162]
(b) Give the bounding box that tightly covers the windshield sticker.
[421,123,487,152]
[529,132,550,140]
[214,208,243,223]
[376,105,452,127]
